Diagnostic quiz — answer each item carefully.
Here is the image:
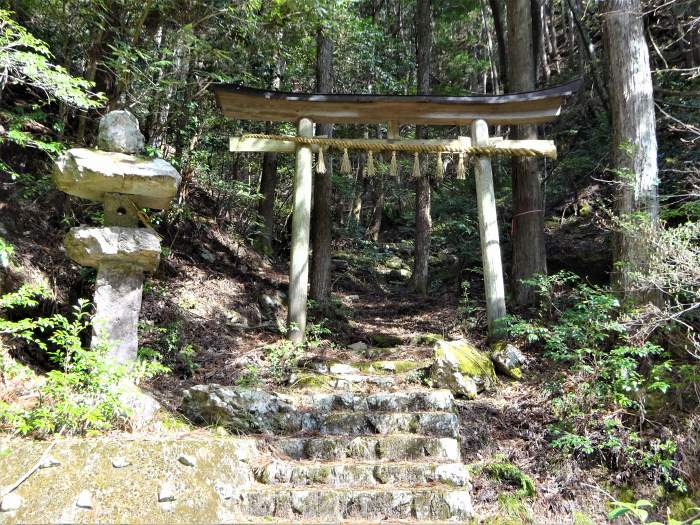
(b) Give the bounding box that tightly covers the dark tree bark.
[257,46,285,255]
[488,0,508,87]
[366,126,384,242]
[257,129,278,255]
[349,163,364,226]
[603,0,659,301]
[412,0,433,296]
[507,0,547,306]
[310,25,334,305]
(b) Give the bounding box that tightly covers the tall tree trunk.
[77,25,107,143]
[603,0,659,301]
[310,25,334,305]
[349,162,364,226]
[366,126,384,242]
[412,0,433,296]
[257,48,285,255]
[507,0,547,306]
[257,124,278,255]
[480,0,500,93]
[488,0,508,91]
[530,0,544,81]
[566,0,611,113]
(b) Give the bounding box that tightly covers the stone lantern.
[54,111,181,363]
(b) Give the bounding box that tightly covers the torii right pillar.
[471,119,507,338]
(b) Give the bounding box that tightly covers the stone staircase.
[183,364,474,523]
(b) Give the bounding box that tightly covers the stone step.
[304,358,432,377]
[224,410,457,438]
[269,435,461,462]
[304,411,459,438]
[182,385,456,435]
[282,389,455,413]
[256,461,470,488]
[232,487,472,521]
[290,371,399,390]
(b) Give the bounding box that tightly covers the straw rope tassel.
[457,152,466,180]
[435,152,444,181]
[390,151,398,178]
[367,150,375,177]
[340,148,351,174]
[412,152,421,178]
[316,147,326,174]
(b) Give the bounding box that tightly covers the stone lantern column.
[54,111,181,363]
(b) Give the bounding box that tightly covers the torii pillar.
[288,118,314,343]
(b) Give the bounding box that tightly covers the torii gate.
[212,80,581,342]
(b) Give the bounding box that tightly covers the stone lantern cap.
[64,226,161,271]
[97,110,145,154]
[53,148,181,210]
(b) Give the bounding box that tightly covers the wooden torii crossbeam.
[212,80,581,341]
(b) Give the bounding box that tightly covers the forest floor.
[131,224,612,523]
[0,191,674,524]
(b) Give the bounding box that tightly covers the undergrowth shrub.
[505,272,698,493]
[0,284,167,436]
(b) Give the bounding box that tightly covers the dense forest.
[0,0,699,523]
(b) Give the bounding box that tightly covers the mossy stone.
[371,333,404,348]
[383,255,406,270]
[433,340,497,391]
[429,340,497,397]
[411,333,443,346]
[290,372,333,390]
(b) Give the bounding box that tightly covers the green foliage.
[0,236,13,265]
[264,339,305,384]
[139,319,199,377]
[608,497,700,524]
[0,10,105,108]
[458,279,484,330]
[235,364,261,387]
[0,284,166,436]
[479,458,536,499]
[0,11,104,186]
[505,272,692,492]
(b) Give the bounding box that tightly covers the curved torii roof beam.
[212,78,582,126]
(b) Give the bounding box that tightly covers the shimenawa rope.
[241,133,545,158]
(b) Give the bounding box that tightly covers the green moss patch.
[435,340,497,385]
[289,372,333,390]
[371,333,404,348]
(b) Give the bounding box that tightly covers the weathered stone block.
[53,148,181,209]
[429,339,497,398]
[97,110,145,154]
[64,226,160,271]
[181,385,302,434]
[491,341,527,379]
[92,263,144,363]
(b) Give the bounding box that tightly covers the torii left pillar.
[288,117,314,343]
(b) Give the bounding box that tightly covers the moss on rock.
[290,372,333,390]
[429,340,497,397]
[371,333,404,348]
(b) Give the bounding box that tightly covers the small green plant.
[141,319,199,377]
[458,279,483,330]
[479,458,536,499]
[306,320,332,347]
[504,272,690,492]
[0,237,14,268]
[264,339,304,383]
[0,284,166,436]
[178,343,199,376]
[235,364,260,387]
[608,498,700,524]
